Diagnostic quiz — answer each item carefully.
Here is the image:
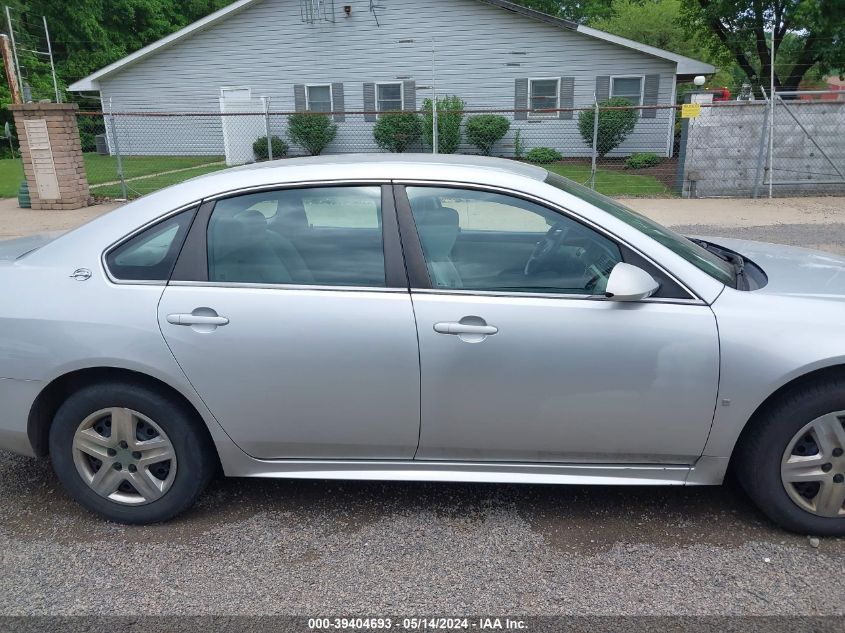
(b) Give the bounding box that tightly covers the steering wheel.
[524,223,569,276]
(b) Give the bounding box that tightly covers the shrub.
[513,130,525,160]
[577,97,638,158]
[287,113,337,156]
[465,114,510,156]
[422,95,465,154]
[526,147,562,164]
[373,112,423,153]
[625,152,662,169]
[253,135,288,161]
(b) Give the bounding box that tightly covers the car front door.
[398,184,720,465]
[158,184,421,460]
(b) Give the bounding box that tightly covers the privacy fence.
[75,93,844,200]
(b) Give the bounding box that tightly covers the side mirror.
[604,262,659,302]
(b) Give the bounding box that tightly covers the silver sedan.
[1,154,844,533]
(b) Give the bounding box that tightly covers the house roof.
[68,0,715,91]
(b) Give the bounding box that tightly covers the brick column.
[10,103,90,210]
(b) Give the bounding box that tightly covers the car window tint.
[406,186,622,295]
[207,186,386,287]
[105,208,196,281]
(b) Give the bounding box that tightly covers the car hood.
[701,236,845,299]
[0,232,64,262]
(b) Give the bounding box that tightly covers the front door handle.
[433,322,498,336]
[166,313,229,326]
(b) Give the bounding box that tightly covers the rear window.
[105,208,196,281]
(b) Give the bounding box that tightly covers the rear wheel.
[49,382,214,524]
[737,380,845,535]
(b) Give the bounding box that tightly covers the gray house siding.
[98,0,678,158]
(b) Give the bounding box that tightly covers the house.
[68,0,714,161]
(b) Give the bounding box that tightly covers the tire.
[49,381,215,524]
[736,378,845,536]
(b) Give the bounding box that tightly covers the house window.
[377,83,403,112]
[306,85,333,113]
[610,76,644,105]
[529,78,560,118]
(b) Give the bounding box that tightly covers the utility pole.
[43,16,59,103]
[4,6,22,99]
[0,34,20,104]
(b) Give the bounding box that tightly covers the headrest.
[416,206,459,259]
[271,195,309,232]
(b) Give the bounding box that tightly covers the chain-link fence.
[76,93,844,200]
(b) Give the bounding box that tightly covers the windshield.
[544,172,736,286]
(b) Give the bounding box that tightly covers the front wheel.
[736,380,845,535]
[49,382,215,524]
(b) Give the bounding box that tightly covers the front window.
[545,172,736,286]
[610,76,643,105]
[306,85,332,113]
[406,186,622,295]
[377,83,403,112]
[529,78,559,117]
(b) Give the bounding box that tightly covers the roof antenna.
[369,0,384,26]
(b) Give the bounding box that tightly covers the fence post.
[752,96,770,199]
[263,96,273,161]
[108,99,127,200]
[589,98,599,189]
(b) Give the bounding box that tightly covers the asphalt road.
[2,219,845,617]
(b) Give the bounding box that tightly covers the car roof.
[225,153,549,181]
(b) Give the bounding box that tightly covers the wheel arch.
[28,366,219,468]
[731,363,845,464]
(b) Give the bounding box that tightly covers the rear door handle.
[433,322,498,336]
[166,314,229,326]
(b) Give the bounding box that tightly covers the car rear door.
[396,184,720,465]
[157,184,421,460]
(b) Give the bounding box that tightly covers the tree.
[681,0,845,93]
[512,0,615,23]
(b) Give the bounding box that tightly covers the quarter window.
[610,76,644,105]
[406,187,622,295]
[377,83,403,112]
[306,85,333,113]
[207,186,386,287]
[529,78,559,117]
[105,208,196,281]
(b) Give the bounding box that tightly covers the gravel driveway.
[1,197,845,617]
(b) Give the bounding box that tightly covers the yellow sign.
[681,103,702,119]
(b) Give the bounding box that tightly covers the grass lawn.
[83,154,224,185]
[0,157,25,198]
[0,154,224,200]
[543,163,670,197]
[90,162,229,198]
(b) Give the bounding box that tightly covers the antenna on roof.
[369,0,384,26]
[300,0,335,24]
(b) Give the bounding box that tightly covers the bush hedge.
[526,147,562,164]
[577,97,638,158]
[465,114,510,156]
[288,113,337,156]
[373,112,423,153]
[253,135,288,161]
[422,95,465,154]
[625,152,662,169]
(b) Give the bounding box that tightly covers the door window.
[406,187,621,295]
[207,186,386,287]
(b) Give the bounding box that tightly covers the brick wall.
[11,103,91,210]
